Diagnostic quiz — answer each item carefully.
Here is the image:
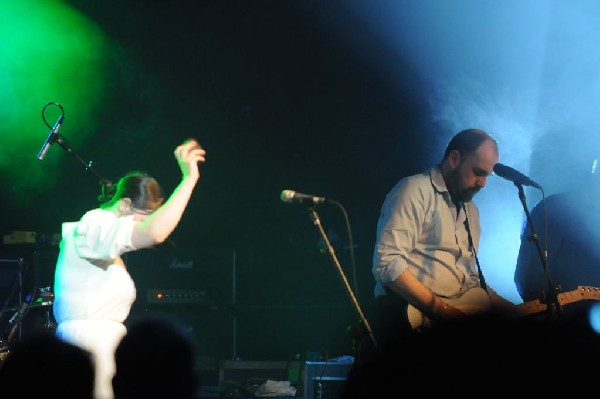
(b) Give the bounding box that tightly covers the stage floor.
[196,360,353,399]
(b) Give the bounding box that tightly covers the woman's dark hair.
[442,129,497,162]
[98,171,164,211]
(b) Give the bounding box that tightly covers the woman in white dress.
[53,139,206,399]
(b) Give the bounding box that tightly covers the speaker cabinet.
[125,246,237,365]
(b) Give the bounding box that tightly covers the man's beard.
[459,187,479,202]
[448,169,479,202]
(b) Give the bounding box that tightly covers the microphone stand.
[0,259,24,344]
[53,134,113,194]
[2,287,37,343]
[39,103,112,195]
[515,183,562,321]
[305,206,380,359]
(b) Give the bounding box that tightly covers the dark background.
[0,1,438,363]
[10,0,598,368]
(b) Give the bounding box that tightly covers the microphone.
[493,163,542,189]
[4,288,36,342]
[7,294,33,325]
[280,190,336,205]
[37,114,64,160]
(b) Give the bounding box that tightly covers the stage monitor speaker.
[303,361,352,399]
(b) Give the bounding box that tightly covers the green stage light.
[0,0,110,197]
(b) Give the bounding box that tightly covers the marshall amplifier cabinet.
[125,245,236,309]
[124,245,237,367]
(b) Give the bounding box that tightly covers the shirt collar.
[429,165,448,194]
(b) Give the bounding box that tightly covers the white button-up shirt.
[372,165,483,299]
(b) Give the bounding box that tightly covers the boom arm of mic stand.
[306,207,380,356]
[54,134,112,191]
[516,183,562,319]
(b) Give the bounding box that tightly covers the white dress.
[53,209,137,399]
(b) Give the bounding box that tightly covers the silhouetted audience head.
[342,313,600,398]
[112,316,198,399]
[0,332,94,398]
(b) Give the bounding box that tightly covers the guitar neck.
[519,286,600,316]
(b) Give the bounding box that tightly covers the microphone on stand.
[280,190,337,205]
[37,114,64,160]
[493,163,542,189]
